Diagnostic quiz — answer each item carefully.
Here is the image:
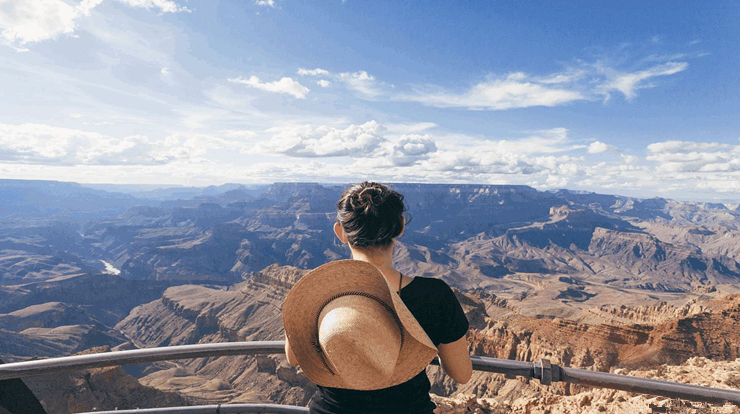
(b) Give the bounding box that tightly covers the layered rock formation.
[468,294,740,375]
[116,265,316,405]
[112,264,740,412]
[2,180,740,412]
[22,347,187,413]
[59,183,740,293]
[434,357,740,414]
[0,274,169,360]
[2,261,739,412]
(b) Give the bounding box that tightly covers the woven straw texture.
[282,260,438,390]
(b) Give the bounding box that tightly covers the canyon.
[1,179,740,413]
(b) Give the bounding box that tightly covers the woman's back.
[284,182,472,413]
[310,276,469,414]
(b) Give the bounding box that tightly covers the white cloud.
[399,53,693,111]
[4,122,737,200]
[0,123,241,166]
[338,71,382,98]
[0,0,187,50]
[297,67,383,97]
[0,0,82,49]
[494,128,584,154]
[695,175,740,193]
[535,69,587,85]
[322,63,680,111]
[229,76,310,99]
[393,135,437,156]
[116,0,189,13]
[621,154,639,164]
[599,62,688,100]
[546,174,569,188]
[252,120,437,167]
[386,122,437,134]
[318,126,590,176]
[647,141,731,153]
[403,72,585,110]
[588,141,618,154]
[298,68,330,76]
[646,139,740,173]
[405,128,585,178]
[221,129,257,139]
[254,121,386,157]
[79,0,105,15]
[389,135,437,166]
[255,0,276,7]
[159,66,176,85]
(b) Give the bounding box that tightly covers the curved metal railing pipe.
[78,403,309,414]
[1,341,739,405]
[559,365,740,405]
[1,343,527,381]
[0,341,285,381]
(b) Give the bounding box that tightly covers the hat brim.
[282,260,438,390]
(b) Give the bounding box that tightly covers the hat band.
[312,291,406,376]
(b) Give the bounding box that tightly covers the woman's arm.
[437,334,472,384]
[284,335,299,367]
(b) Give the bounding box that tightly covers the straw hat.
[282,260,438,390]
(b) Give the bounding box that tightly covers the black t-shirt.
[309,276,469,414]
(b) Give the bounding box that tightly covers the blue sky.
[0,1,739,201]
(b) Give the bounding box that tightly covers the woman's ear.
[334,221,349,243]
[397,216,406,238]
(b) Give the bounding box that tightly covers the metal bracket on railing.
[532,358,563,386]
[534,358,552,385]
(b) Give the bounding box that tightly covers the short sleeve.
[435,281,469,344]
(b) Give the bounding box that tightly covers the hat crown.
[318,295,401,389]
[282,260,438,390]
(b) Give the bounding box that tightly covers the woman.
[285,181,472,413]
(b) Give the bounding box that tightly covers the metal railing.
[81,403,310,413]
[0,342,285,381]
[1,341,739,413]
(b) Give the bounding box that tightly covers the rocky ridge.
[2,181,740,412]
[115,265,315,405]
[71,183,740,296]
[113,265,740,412]
[433,357,740,414]
[22,347,187,414]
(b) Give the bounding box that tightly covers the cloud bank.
[293,57,689,111]
[2,120,738,200]
[0,123,241,166]
[0,0,188,50]
[402,73,586,110]
[254,121,386,157]
[402,60,689,110]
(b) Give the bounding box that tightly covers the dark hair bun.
[352,186,383,216]
[336,182,406,248]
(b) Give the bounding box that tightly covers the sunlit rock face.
[115,264,316,406]
[113,264,740,408]
[5,263,740,411]
[21,347,187,414]
[2,180,740,411]
[433,357,740,414]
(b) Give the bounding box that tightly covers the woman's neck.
[349,244,401,286]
